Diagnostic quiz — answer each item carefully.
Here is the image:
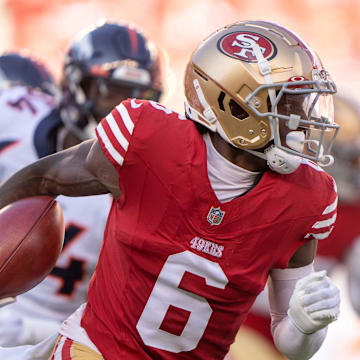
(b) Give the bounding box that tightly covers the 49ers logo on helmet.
[218,31,277,62]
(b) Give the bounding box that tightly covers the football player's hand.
[288,271,340,334]
[0,297,16,308]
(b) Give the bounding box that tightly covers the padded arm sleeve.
[268,264,328,360]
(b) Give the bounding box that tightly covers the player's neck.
[209,132,267,172]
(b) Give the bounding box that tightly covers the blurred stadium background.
[0,0,359,358]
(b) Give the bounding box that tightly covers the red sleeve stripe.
[111,108,131,139]
[101,114,127,160]
[51,335,66,359]
[106,113,129,152]
[97,122,125,166]
[95,101,137,167]
[61,338,73,358]
[312,213,337,229]
[115,103,135,135]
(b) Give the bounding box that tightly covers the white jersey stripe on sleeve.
[97,123,124,166]
[116,103,135,135]
[106,113,129,152]
[332,179,337,193]
[322,196,338,215]
[305,226,334,240]
[312,213,337,229]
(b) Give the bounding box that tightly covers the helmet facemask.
[246,77,338,167]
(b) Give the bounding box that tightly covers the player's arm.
[0,138,120,209]
[268,239,340,360]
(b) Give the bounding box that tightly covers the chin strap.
[184,78,218,132]
[193,79,217,125]
[244,146,302,175]
[184,99,217,132]
[244,131,305,174]
[251,43,277,141]
[264,145,302,174]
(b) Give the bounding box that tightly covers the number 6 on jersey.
[136,251,228,353]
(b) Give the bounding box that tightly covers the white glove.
[288,270,340,334]
[0,297,16,308]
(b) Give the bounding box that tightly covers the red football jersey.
[82,99,337,359]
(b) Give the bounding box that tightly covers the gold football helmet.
[326,95,360,202]
[184,20,338,173]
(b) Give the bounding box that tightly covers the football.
[0,196,64,298]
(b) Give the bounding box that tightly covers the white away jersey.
[0,86,110,325]
[0,86,55,180]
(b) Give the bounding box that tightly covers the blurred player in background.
[0,20,163,346]
[229,94,360,360]
[0,51,59,179]
[0,21,341,360]
[317,95,360,312]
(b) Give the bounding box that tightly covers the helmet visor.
[86,77,161,120]
[276,92,335,129]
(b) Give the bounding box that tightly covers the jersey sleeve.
[303,177,338,241]
[95,98,143,172]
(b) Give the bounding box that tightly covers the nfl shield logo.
[207,206,225,226]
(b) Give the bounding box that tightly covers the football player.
[317,95,360,316]
[229,95,360,360]
[0,20,163,347]
[0,21,340,360]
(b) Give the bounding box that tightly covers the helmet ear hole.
[218,92,225,111]
[229,99,248,120]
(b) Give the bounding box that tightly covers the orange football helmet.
[184,20,338,174]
